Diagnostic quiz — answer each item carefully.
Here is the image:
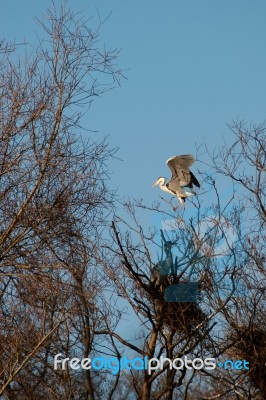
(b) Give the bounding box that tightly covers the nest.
[228,326,266,397]
[158,299,206,334]
[145,280,207,334]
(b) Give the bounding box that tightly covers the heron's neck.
[159,179,172,194]
[165,251,173,264]
[159,178,166,189]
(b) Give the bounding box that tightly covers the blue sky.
[1,0,266,203]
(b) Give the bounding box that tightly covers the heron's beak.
[152,180,158,188]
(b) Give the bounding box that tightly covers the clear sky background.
[1,0,266,204]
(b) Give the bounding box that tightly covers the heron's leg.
[176,194,185,206]
[172,204,180,212]
[171,196,184,211]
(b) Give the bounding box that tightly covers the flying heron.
[152,154,200,205]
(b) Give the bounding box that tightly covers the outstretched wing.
[167,155,195,176]
[167,154,196,186]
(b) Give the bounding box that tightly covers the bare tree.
[95,122,265,399]
[0,2,123,399]
[198,121,266,399]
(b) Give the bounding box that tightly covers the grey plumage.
[150,260,170,286]
[150,241,173,288]
[152,154,200,205]
[166,154,200,192]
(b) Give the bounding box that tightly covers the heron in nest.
[152,154,200,206]
[150,241,174,289]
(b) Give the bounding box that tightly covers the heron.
[150,241,173,289]
[152,154,200,205]
[150,261,169,288]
